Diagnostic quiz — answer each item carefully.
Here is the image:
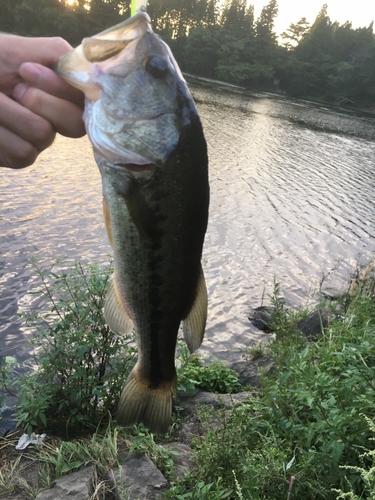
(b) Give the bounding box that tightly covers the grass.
[2,259,375,498]
[174,268,375,499]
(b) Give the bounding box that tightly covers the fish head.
[57,12,195,177]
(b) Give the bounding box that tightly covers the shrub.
[11,260,136,436]
[186,284,375,498]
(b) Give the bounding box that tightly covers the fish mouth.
[101,161,157,175]
[114,162,156,173]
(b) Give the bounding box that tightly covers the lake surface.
[1,81,375,365]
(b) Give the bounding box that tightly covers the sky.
[252,0,375,36]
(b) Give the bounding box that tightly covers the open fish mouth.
[113,163,157,173]
[57,12,182,168]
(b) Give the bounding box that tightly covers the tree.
[296,4,337,58]
[183,25,222,77]
[255,0,278,39]
[220,0,254,35]
[254,0,278,56]
[205,0,220,26]
[281,17,310,50]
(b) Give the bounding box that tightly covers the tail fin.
[116,366,177,434]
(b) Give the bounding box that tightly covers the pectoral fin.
[104,274,133,335]
[182,266,207,353]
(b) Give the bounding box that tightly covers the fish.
[57,12,209,434]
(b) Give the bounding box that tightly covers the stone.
[179,390,253,417]
[35,467,93,500]
[297,308,332,340]
[109,453,168,500]
[177,416,202,444]
[162,442,194,481]
[4,496,28,500]
[248,306,277,332]
[229,355,274,387]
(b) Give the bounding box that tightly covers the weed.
[180,280,375,498]
[7,259,137,436]
[0,455,21,497]
[129,426,177,478]
[164,477,232,498]
[38,419,122,478]
[247,341,267,360]
[177,347,241,395]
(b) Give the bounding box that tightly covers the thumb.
[0,34,73,68]
[19,37,74,68]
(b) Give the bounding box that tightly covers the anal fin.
[104,274,133,335]
[116,365,177,434]
[182,265,207,353]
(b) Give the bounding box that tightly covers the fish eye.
[144,55,169,79]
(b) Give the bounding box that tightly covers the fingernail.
[19,62,43,84]
[13,83,28,101]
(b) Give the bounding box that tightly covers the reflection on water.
[1,83,375,363]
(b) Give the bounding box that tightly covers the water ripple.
[1,84,375,362]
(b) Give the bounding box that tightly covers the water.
[1,82,375,366]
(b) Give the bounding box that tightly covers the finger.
[2,35,73,69]
[0,124,39,169]
[0,92,55,151]
[13,84,86,138]
[29,37,73,67]
[19,62,84,108]
[0,36,73,96]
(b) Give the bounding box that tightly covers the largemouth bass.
[57,12,209,434]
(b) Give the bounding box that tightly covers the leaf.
[286,455,296,470]
[301,346,309,358]
[279,372,291,384]
[39,413,47,427]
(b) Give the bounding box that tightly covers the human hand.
[0,36,85,169]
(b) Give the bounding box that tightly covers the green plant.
[164,478,232,499]
[177,351,241,395]
[38,419,121,479]
[247,341,266,360]
[333,415,375,499]
[183,281,375,498]
[12,259,136,435]
[0,455,21,497]
[268,279,291,338]
[129,426,177,478]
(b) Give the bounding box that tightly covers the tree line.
[1,0,374,105]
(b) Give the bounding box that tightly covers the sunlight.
[61,0,92,10]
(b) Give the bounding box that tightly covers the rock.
[297,308,332,340]
[35,467,93,500]
[179,390,253,417]
[248,306,277,332]
[229,355,274,387]
[162,442,194,481]
[4,496,28,500]
[177,416,202,444]
[109,452,168,500]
